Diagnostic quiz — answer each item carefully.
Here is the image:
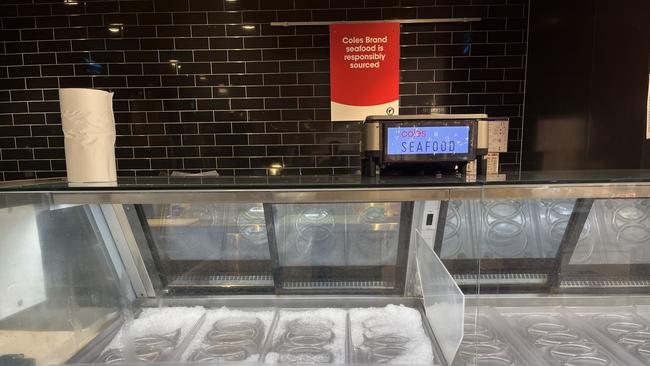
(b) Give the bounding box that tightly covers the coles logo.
[400,129,426,138]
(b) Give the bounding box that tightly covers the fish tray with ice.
[264,308,347,364]
[181,307,275,362]
[350,305,435,365]
[96,306,205,364]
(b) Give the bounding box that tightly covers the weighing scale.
[361,115,489,176]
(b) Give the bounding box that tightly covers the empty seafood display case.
[1,171,650,366]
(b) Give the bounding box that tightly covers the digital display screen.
[385,126,470,156]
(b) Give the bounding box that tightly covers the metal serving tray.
[493,306,629,366]
[69,307,206,364]
[566,306,650,365]
[452,308,534,366]
[263,308,347,364]
[179,307,276,362]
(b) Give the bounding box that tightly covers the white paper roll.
[60,88,117,183]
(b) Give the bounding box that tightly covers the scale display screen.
[381,121,476,163]
[386,126,470,155]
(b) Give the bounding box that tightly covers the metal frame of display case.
[3,178,650,295]
[2,177,650,366]
[28,182,649,204]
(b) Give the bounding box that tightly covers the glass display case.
[1,171,650,366]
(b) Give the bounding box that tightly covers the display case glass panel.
[138,203,274,293]
[1,173,650,366]
[571,199,650,265]
[268,202,411,294]
[0,195,122,366]
[135,201,411,295]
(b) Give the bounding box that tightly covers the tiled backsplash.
[0,0,528,180]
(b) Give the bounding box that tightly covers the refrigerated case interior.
[1,175,650,366]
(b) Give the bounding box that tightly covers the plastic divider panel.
[416,229,465,364]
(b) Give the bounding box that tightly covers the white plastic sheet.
[60,88,117,183]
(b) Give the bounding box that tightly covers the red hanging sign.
[330,22,400,121]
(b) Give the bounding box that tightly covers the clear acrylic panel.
[0,194,122,366]
[416,229,465,365]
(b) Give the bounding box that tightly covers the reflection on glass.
[442,202,463,258]
[224,204,270,260]
[145,203,271,261]
[483,200,529,258]
[141,203,272,289]
[0,199,120,366]
[274,204,344,267]
[499,311,616,366]
[273,203,402,267]
[441,201,476,260]
[295,207,335,255]
[440,200,573,260]
[348,203,401,265]
[147,203,223,261]
[537,199,575,257]
[569,219,595,264]
[237,206,267,246]
[610,200,650,244]
[570,199,650,265]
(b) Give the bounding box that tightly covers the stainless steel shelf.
[453,273,548,286]
[50,187,452,204]
[282,280,394,290]
[137,296,423,309]
[561,279,650,288]
[39,183,650,204]
[169,274,274,288]
[481,183,650,200]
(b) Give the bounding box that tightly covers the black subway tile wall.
[0,0,528,180]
